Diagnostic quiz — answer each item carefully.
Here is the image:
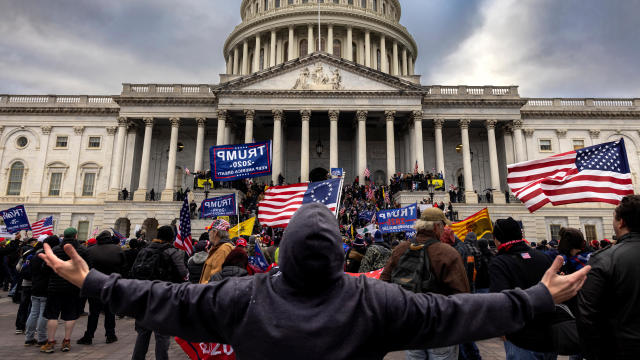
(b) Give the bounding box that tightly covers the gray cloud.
[0,0,638,97]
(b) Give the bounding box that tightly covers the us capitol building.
[1,0,638,241]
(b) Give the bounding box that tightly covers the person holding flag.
[175,191,193,256]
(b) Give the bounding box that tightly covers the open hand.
[39,243,89,288]
[541,256,590,304]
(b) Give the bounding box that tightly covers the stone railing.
[425,85,519,97]
[0,95,116,105]
[121,84,213,96]
[525,98,640,107]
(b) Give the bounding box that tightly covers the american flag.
[175,192,193,255]
[31,216,54,237]
[258,178,343,228]
[363,167,370,178]
[507,139,634,212]
[110,228,127,246]
[367,186,375,201]
[414,161,418,175]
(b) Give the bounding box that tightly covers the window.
[48,172,62,196]
[82,173,96,196]
[361,0,366,8]
[584,225,597,242]
[373,0,377,11]
[300,39,308,57]
[549,224,562,242]
[275,0,280,7]
[259,48,265,70]
[334,0,339,3]
[55,136,68,148]
[573,139,585,150]
[348,0,353,4]
[302,0,308,3]
[16,136,28,148]
[88,136,101,148]
[539,139,552,152]
[382,2,386,13]
[77,221,90,242]
[333,39,342,57]
[6,162,24,195]
[288,0,294,4]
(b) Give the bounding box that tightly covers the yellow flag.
[229,217,256,238]
[450,208,493,241]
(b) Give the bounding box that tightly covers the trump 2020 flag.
[258,178,342,228]
[508,139,634,212]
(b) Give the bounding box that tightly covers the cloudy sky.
[1,0,638,97]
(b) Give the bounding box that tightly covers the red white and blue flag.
[31,216,54,237]
[175,193,193,255]
[507,139,634,212]
[249,242,270,273]
[110,228,127,246]
[258,178,343,228]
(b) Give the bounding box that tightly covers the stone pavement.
[0,289,567,359]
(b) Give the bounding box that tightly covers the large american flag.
[258,178,343,228]
[175,193,193,255]
[31,216,54,237]
[508,139,634,212]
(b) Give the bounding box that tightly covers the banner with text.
[0,205,31,234]
[377,203,418,234]
[200,194,237,218]
[330,168,344,177]
[210,141,272,181]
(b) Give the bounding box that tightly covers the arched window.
[376,49,381,71]
[283,41,289,61]
[333,39,342,57]
[6,161,24,195]
[260,48,265,70]
[300,39,308,57]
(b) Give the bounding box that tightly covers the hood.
[189,251,209,264]
[220,266,248,278]
[278,203,344,292]
[465,231,478,244]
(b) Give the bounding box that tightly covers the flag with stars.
[507,139,634,212]
[258,178,343,228]
[175,192,193,255]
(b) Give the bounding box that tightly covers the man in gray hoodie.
[39,203,589,360]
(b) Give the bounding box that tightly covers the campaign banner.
[0,226,15,239]
[201,194,236,218]
[210,141,272,181]
[0,205,31,234]
[376,204,418,234]
[330,168,344,177]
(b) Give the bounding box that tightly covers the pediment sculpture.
[293,63,343,90]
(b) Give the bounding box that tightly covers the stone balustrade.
[121,84,212,96]
[0,95,115,105]
[425,85,519,97]
[525,98,639,107]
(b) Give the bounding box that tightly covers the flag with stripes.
[175,193,193,255]
[258,178,343,228]
[507,139,634,213]
[363,168,370,178]
[110,228,127,246]
[414,161,418,175]
[31,216,54,237]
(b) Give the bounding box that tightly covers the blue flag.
[210,141,272,181]
[249,243,270,273]
[376,204,418,234]
[200,194,236,218]
[0,205,31,234]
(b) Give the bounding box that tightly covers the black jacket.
[578,232,640,360]
[209,265,248,282]
[187,251,208,284]
[82,203,555,360]
[46,239,89,294]
[30,248,49,297]
[489,241,554,351]
[87,237,125,275]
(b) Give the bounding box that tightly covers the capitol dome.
[223,0,418,79]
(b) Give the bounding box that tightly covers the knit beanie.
[157,225,174,243]
[493,218,522,243]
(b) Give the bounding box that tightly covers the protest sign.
[0,226,15,239]
[210,141,271,181]
[376,204,418,234]
[175,337,235,360]
[0,205,31,234]
[201,194,236,218]
[330,168,344,177]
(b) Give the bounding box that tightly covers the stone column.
[385,111,396,182]
[242,40,249,75]
[392,40,399,76]
[300,110,311,182]
[276,37,284,64]
[409,122,416,171]
[413,111,425,173]
[408,55,414,75]
[512,119,526,163]
[224,121,232,145]
[226,54,232,74]
[272,110,284,184]
[460,119,477,204]
[133,117,154,201]
[162,117,181,202]
[270,30,277,67]
[356,110,368,181]
[233,47,239,74]
[346,26,354,61]
[364,30,371,67]
[486,120,504,203]
[288,25,295,60]
[329,110,339,171]
[254,33,261,72]
[216,110,227,145]
[380,34,387,73]
[307,24,314,54]
[327,24,334,55]
[195,117,206,172]
[244,109,255,143]
[108,116,128,197]
[434,118,445,178]
[402,48,408,76]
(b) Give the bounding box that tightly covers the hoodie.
[81,203,555,359]
[187,251,209,284]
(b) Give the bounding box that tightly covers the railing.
[2,95,116,105]
[526,98,639,107]
[122,84,212,95]
[426,85,519,96]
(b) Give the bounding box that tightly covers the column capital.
[356,110,368,122]
[272,109,284,121]
[196,117,207,127]
[384,110,396,121]
[244,109,256,120]
[433,118,445,129]
[328,110,340,121]
[512,119,524,129]
[300,109,311,120]
[169,117,182,128]
[524,128,535,137]
[412,110,423,121]
[555,128,567,138]
[106,127,118,136]
[117,116,128,127]
[217,109,228,120]
[73,126,85,135]
[142,117,154,127]
[485,119,497,129]
[589,129,601,139]
[459,119,471,129]
[40,125,52,135]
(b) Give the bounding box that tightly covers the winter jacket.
[381,233,470,295]
[123,247,140,278]
[358,242,391,273]
[187,251,209,284]
[138,241,189,283]
[82,203,554,359]
[209,265,248,282]
[199,241,234,284]
[345,247,365,273]
[46,239,88,294]
[578,232,640,359]
[86,237,126,275]
[475,248,495,290]
[30,248,49,297]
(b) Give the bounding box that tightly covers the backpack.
[391,239,439,293]
[462,242,481,287]
[130,243,173,281]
